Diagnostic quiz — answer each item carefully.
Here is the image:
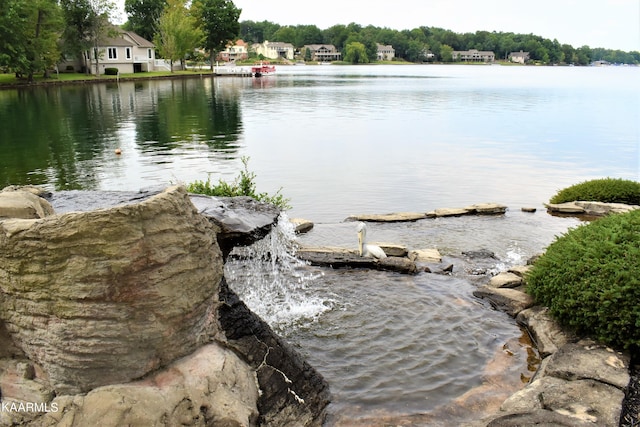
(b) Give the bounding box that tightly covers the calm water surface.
[1,65,638,424]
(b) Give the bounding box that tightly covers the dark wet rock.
[296,248,418,275]
[621,362,640,427]
[463,249,497,259]
[378,256,418,274]
[190,194,280,259]
[290,217,314,234]
[218,278,331,427]
[473,286,535,317]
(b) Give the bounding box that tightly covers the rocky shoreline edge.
[0,186,330,427]
[291,201,639,426]
[1,187,637,426]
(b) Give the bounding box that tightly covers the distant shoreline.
[1,61,634,90]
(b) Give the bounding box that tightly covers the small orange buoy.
[115,148,122,155]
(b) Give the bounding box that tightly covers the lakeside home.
[452,49,495,62]
[60,28,158,75]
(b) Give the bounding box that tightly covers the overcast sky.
[115,0,640,52]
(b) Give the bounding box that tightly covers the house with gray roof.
[60,29,158,75]
[452,49,495,63]
[508,50,530,64]
[376,43,395,61]
[302,44,342,62]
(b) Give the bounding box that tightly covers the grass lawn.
[0,70,212,87]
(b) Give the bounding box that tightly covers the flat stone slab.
[516,306,574,357]
[432,207,471,217]
[409,248,442,263]
[507,265,532,277]
[487,408,598,427]
[545,201,639,216]
[538,340,630,389]
[473,286,535,317]
[496,376,624,427]
[345,212,428,222]
[488,272,523,288]
[464,203,508,215]
[377,243,408,257]
[346,203,508,222]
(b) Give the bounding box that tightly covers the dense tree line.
[240,20,640,65]
[0,0,240,78]
[1,0,638,80]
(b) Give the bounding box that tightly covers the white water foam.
[224,213,334,331]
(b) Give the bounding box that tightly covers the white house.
[218,40,249,62]
[452,49,495,63]
[252,40,295,60]
[61,29,157,75]
[376,43,395,61]
[508,50,530,64]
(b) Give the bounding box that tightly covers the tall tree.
[343,41,368,64]
[154,0,202,71]
[0,0,32,74]
[0,0,62,81]
[60,0,94,74]
[86,0,116,75]
[123,0,166,42]
[192,0,240,70]
[61,0,116,75]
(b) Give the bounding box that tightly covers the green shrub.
[186,157,291,210]
[549,177,640,205]
[526,209,640,350]
[65,65,75,72]
[104,68,119,75]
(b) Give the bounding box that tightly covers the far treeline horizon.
[119,0,639,65]
[228,20,640,64]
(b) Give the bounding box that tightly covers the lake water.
[1,65,639,425]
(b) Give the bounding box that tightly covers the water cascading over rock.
[0,185,330,426]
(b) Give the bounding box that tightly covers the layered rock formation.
[0,186,222,394]
[474,265,630,427]
[0,186,330,426]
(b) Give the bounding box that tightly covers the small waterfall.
[224,213,333,332]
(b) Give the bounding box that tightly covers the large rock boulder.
[32,344,259,427]
[0,188,54,219]
[0,186,223,394]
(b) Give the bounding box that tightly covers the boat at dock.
[251,63,276,77]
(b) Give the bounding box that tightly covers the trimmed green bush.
[549,177,640,205]
[526,209,640,350]
[104,68,119,75]
[186,157,291,210]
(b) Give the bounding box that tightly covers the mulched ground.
[621,359,640,427]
